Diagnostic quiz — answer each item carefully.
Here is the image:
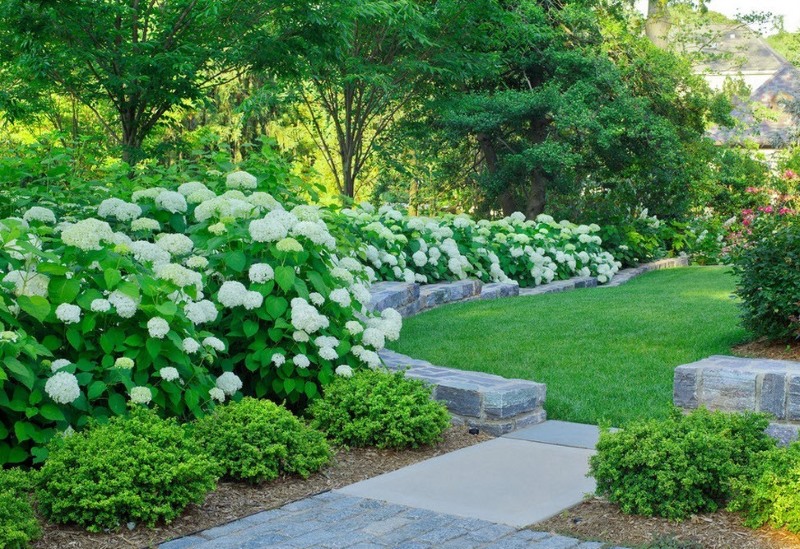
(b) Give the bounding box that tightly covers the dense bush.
[194,397,330,484]
[589,408,774,520]
[309,369,450,449]
[731,211,800,339]
[729,441,800,533]
[0,468,40,549]
[36,408,219,532]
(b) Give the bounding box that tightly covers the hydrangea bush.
[328,204,621,287]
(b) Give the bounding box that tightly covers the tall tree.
[0,0,318,164]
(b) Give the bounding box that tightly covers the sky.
[634,0,800,33]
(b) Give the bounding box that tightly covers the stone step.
[368,281,419,312]
[418,279,482,310]
[479,282,520,300]
[380,349,546,436]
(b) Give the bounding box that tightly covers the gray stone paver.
[158,492,627,548]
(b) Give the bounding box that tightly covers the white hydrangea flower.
[61,218,114,251]
[309,292,325,306]
[177,181,209,197]
[271,353,286,367]
[203,336,225,352]
[293,330,310,342]
[247,192,280,209]
[226,170,258,189]
[188,188,217,204]
[209,387,226,403]
[45,371,81,404]
[155,263,203,292]
[362,327,385,350]
[89,298,112,313]
[315,335,339,349]
[23,206,57,224]
[177,337,199,354]
[3,270,50,297]
[319,346,338,361]
[350,283,372,307]
[218,281,248,308]
[156,233,194,256]
[242,291,264,310]
[290,298,329,333]
[130,386,152,404]
[216,371,242,395]
[248,263,274,284]
[131,218,160,232]
[291,221,336,250]
[131,187,166,202]
[184,255,209,270]
[159,367,180,382]
[130,240,171,266]
[184,300,218,325]
[97,198,142,222]
[114,357,135,369]
[358,349,381,369]
[293,354,310,369]
[155,191,187,214]
[248,209,298,242]
[329,288,351,307]
[330,267,354,284]
[412,251,427,267]
[147,317,170,339]
[208,222,227,235]
[108,290,138,318]
[55,303,81,324]
[51,359,72,372]
[345,321,364,335]
[276,237,303,252]
[335,365,354,378]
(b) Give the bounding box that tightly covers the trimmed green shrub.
[731,212,800,339]
[36,408,219,532]
[193,397,331,484]
[309,369,451,449]
[589,408,774,520]
[729,441,800,533]
[0,468,40,549]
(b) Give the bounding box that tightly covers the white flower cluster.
[156,233,194,256]
[56,303,81,324]
[45,371,81,404]
[159,367,180,382]
[226,170,258,190]
[248,263,274,284]
[290,297,330,333]
[155,191,187,214]
[98,198,142,222]
[218,281,263,310]
[216,371,242,395]
[249,209,297,242]
[130,386,152,404]
[147,317,170,339]
[3,270,49,297]
[61,218,114,251]
[23,207,57,225]
[109,290,138,318]
[184,300,218,325]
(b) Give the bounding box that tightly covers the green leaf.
[275,266,296,292]
[0,424,7,440]
[36,262,69,276]
[264,296,288,319]
[88,381,106,400]
[17,295,51,322]
[49,278,82,304]
[39,403,65,421]
[225,250,247,272]
[5,357,34,390]
[146,338,162,358]
[67,327,83,351]
[304,382,318,400]
[124,334,145,347]
[156,301,177,318]
[307,271,328,294]
[108,393,127,415]
[103,268,122,289]
[14,421,36,442]
[243,320,259,338]
[282,378,295,395]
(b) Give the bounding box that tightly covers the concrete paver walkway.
[160,421,624,548]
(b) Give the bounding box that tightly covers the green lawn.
[391,266,749,426]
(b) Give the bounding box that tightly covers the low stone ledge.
[603,257,689,288]
[368,281,419,313]
[480,282,520,300]
[380,349,547,436]
[674,355,800,444]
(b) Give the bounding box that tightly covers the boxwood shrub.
[309,369,450,449]
[193,397,331,484]
[589,408,774,520]
[0,468,40,549]
[36,408,219,532]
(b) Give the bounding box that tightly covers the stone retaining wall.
[371,258,688,435]
[674,355,800,445]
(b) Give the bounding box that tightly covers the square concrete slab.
[503,420,609,449]
[336,438,596,528]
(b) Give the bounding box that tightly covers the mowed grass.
[391,266,748,426]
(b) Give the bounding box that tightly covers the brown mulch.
[733,338,800,361]
[534,498,800,549]
[32,427,492,549]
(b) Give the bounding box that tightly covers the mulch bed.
[534,497,800,549]
[733,338,800,362]
[32,427,492,549]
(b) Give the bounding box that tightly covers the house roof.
[689,24,786,75]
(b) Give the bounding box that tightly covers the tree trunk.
[646,0,671,48]
[524,170,547,218]
[477,132,518,216]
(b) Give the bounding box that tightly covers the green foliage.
[309,369,450,449]
[729,441,800,533]
[589,408,774,520]
[731,212,800,339]
[0,468,40,549]
[36,408,219,532]
[194,397,330,484]
[644,536,703,549]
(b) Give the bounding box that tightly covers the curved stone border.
[373,257,689,435]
